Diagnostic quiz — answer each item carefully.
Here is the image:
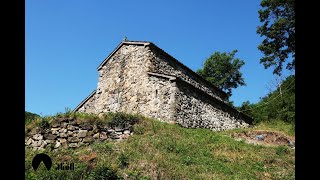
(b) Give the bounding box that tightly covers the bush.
[107,112,140,128]
[94,119,106,127]
[38,120,50,130]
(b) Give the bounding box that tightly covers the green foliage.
[94,119,106,127]
[133,124,145,135]
[253,120,295,136]
[88,166,119,180]
[25,111,143,137]
[238,75,295,124]
[197,50,246,97]
[70,112,99,121]
[38,119,50,130]
[181,155,193,166]
[276,145,290,156]
[106,112,140,128]
[238,101,254,118]
[25,116,294,179]
[257,0,295,75]
[25,150,89,180]
[118,152,129,168]
[64,107,73,117]
[25,111,40,124]
[92,142,114,154]
[127,170,151,180]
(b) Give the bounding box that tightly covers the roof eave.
[73,90,97,112]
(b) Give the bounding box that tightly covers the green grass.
[253,120,295,136]
[25,114,295,179]
[25,111,142,134]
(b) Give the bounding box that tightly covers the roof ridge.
[124,40,152,43]
[96,40,227,98]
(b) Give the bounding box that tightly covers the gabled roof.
[97,40,151,70]
[73,90,96,112]
[97,40,227,99]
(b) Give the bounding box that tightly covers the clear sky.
[26,0,293,116]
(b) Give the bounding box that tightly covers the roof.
[73,90,96,112]
[97,40,227,99]
[97,40,151,70]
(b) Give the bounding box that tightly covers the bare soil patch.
[231,130,295,147]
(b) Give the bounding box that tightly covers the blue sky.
[26,0,293,116]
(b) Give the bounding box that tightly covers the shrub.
[38,120,50,130]
[107,112,139,128]
[94,119,106,127]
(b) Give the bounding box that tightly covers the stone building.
[74,39,252,131]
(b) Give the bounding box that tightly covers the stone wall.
[80,44,151,115]
[75,41,253,131]
[144,73,177,122]
[147,45,227,102]
[77,90,96,113]
[25,117,133,151]
[175,80,250,131]
[77,44,176,122]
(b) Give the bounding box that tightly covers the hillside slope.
[25,113,294,179]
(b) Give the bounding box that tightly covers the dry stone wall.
[175,80,250,131]
[25,117,133,151]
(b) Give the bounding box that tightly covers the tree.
[239,75,295,123]
[257,0,295,75]
[197,50,246,97]
[238,101,254,117]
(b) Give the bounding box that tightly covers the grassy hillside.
[25,111,41,124]
[25,113,295,179]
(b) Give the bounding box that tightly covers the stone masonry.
[25,117,133,151]
[74,40,253,131]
